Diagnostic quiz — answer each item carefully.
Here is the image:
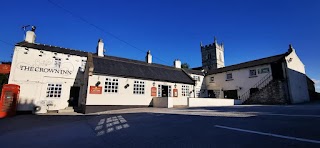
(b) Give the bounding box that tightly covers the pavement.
[1,103,320,148]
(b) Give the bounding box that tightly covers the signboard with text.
[0,64,11,74]
[89,86,102,94]
[151,87,157,96]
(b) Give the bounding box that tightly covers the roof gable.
[16,41,88,57]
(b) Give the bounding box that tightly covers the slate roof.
[184,69,204,75]
[15,41,194,84]
[16,41,88,57]
[92,55,195,84]
[207,52,289,75]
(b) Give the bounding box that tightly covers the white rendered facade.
[8,45,87,111]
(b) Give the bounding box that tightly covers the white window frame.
[133,80,145,95]
[181,85,190,97]
[104,78,119,93]
[158,85,161,97]
[46,83,62,98]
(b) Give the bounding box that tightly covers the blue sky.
[0,0,319,91]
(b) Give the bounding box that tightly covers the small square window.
[226,73,233,80]
[249,69,257,77]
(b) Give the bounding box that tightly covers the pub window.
[193,76,200,81]
[46,84,62,98]
[181,85,190,97]
[249,69,257,77]
[54,58,61,68]
[168,85,172,97]
[133,80,145,94]
[105,78,119,93]
[226,73,233,80]
[158,85,161,97]
[260,68,270,74]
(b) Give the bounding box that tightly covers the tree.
[181,62,189,69]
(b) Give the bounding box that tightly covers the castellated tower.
[200,37,225,71]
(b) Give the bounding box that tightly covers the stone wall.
[244,80,289,104]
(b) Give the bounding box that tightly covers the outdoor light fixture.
[124,84,129,89]
[152,81,155,86]
[174,83,177,88]
[95,81,101,87]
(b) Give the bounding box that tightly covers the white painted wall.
[86,74,192,106]
[8,46,87,111]
[188,98,241,107]
[189,73,207,98]
[285,50,310,103]
[205,64,272,99]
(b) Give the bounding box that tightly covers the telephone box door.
[0,84,20,118]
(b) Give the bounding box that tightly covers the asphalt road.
[1,103,320,148]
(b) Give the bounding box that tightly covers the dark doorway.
[208,90,215,98]
[271,62,284,80]
[161,85,168,97]
[69,86,80,107]
[223,90,238,99]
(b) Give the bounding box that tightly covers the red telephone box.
[0,84,20,118]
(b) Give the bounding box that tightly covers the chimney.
[174,59,181,68]
[145,50,152,64]
[97,39,104,57]
[25,26,36,43]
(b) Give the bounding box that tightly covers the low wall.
[173,97,188,106]
[153,97,173,108]
[188,98,241,107]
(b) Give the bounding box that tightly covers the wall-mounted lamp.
[124,84,130,89]
[95,81,101,87]
[152,81,155,86]
[174,83,177,88]
[24,48,29,54]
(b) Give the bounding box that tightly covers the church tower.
[200,37,225,71]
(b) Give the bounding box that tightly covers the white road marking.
[259,113,320,118]
[215,125,320,144]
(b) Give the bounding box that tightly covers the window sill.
[225,79,233,81]
[249,75,258,78]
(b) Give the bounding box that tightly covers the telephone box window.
[46,84,62,98]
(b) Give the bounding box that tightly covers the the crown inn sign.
[19,65,73,75]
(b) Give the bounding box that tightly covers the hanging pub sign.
[173,89,178,97]
[151,87,157,96]
[0,64,11,74]
[89,86,102,94]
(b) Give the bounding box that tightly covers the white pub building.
[8,28,311,114]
